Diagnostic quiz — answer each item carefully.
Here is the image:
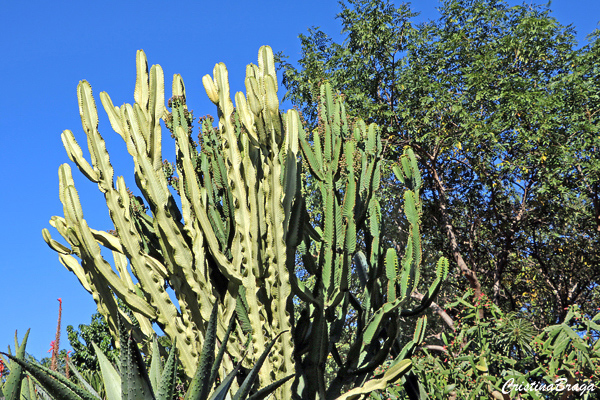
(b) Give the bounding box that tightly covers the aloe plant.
[2,303,290,400]
[43,46,447,399]
[0,330,30,400]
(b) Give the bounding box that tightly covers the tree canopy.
[278,0,600,328]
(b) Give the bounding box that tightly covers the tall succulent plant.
[291,97,448,399]
[43,46,447,399]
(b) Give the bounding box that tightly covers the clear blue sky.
[1,0,598,361]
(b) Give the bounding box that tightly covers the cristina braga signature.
[502,377,596,395]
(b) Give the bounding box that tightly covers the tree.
[278,0,600,328]
[66,312,117,373]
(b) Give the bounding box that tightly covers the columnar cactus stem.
[45,46,446,399]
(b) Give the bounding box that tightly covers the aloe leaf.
[232,331,285,400]
[19,373,30,400]
[207,365,240,400]
[156,338,178,400]
[20,374,41,400]
[1,352,94,400]
[34,384,54,400]
[123,331,155,400]
[246,374,294,400]
[92,342,121,400]
[2,329,29,400]
[208,313,237,392]
[66,359,102,399]
[185,302,219,400]
[26,374,38,400]
[149,335,162,394]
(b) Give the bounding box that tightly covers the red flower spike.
[50,299,62,371]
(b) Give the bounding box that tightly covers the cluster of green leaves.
[366,291,599,399]
[67,313,118,373]
[529,305,600,394]
[409,291,538,399]
[278,0,600,329]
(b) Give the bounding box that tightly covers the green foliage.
[526,305,600,396]
[67,313,118,373]
[278,0,600,327]
[39,349,71,376]
[278,5,600,398]
[400,293,600,399]
[277,0,419,132]
[65,310,186,399]
[410,291,536,398]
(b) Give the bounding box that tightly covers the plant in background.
[0,323,81,399]
[378,291,600,399]
[67,310,142,398]
[38,298,74,379]
[67,313,118,375]
[277,0,600,329]
[521,305,600,399]
[40,349,71,377]
[277,1,600,395]
[421,291,538,399]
